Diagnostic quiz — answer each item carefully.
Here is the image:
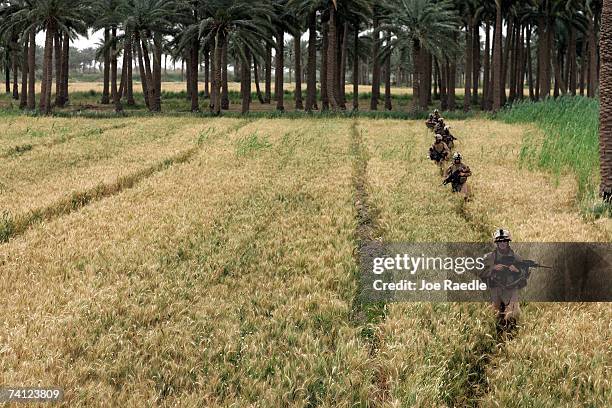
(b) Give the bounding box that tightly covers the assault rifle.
[442,169,462,185]
[497,256,552,270]
[491,255,552,289]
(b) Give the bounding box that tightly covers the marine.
[443,152,471,199]
[442,125,456,149]
[479,229,526,328]
[429,134,451,175]
[434,117,446,135]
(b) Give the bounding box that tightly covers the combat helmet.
[452,152,461,161]
[493,229,512,242]
[435,134,443,141]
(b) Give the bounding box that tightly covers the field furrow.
[0,117,239,223]
[0,118,377,406]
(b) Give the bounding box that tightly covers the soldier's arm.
[461,165,472,177]
[478,252,495,279]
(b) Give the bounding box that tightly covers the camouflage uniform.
[442,127,455,149]
[444,161,471,196]
[429,139,450,175]
[480,247,526,322]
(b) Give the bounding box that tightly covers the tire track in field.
[349,120,390,406]
[0,123,129,159]
[0,120,252,243]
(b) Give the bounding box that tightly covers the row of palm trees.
[0,0,605,115]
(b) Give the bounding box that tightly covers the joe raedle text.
[372,279,487,292]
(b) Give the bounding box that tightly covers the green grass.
[497,96,599,201]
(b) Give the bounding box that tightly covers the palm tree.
[600,0,611,201]
[492,0,502,111]
[381,0,460,112]
[4,0,89,114]
[198,0,275,115]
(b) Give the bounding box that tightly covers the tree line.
[0,0,604,115]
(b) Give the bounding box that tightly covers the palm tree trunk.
[125,33,135,106]
[141,35,155,111]
[492,1,502,111]
[588,13,598,97]
[135,32,150,109]
[204,46,210,98]
[40,21,55,114]
[384,33,392,110]
[221,39,229,109]
[241,49,251,114]
[212,32,223,115]
[440,59,448,110]
[294,34,303,110]
[463,20,473,112]
[152,32,162,111]
[339,21,349,109]
[253,55,264,103]
[352,22,359,111]
[411,40,421,112]
[19,38,28,109]
[501,17,513,105]
[370,11,381,110]
[482,21,490,110]
[4,51,9,94]
[538,16,549,99]
[275,27,285,111]
[305,11,317,111]
[60,32,69,106]
[119,51,127,99]
[102,28,110,104]
[27,29,36,110]
[53,32,61,105]
[600,0,612,200]
[569,25,577,96]
[327,5,339,111]
[527,25,534,100]
[321,19,329,111]
[190,39,199,112]
[12,47,19,100]
[111,27,122,112]
[433,60,438,100]
[472,20,480,104]
[419,47,430,110]
[264,43,271,103]
[448,61,456,110]
[580,36,586,96]
[509,24,518,103]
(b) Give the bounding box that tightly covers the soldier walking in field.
[429,134,451,175]
[434,117,446,134]
[443,152,471,199]
[479,229,526,330]
[442,125,456,149]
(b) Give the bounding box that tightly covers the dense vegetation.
[0,0,604,115]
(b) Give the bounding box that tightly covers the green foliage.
[235,132,272,156]
[497,96,599,201]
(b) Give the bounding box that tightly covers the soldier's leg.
[460,182,470,200]
[504,290,521,322]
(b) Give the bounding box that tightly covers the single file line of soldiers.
[424,112,552,329]
[426,110,472,200]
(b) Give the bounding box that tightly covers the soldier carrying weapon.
[429,134,451,175]
[434,117,446,134]
[479,229,551,329]
[443,152,471,200]
[442,125,456,149]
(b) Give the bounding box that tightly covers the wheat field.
[0,115,610,406]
